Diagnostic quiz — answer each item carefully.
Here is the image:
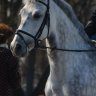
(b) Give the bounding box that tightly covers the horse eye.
[32,11,41,19]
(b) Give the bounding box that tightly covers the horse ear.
[23,0,32,4]
[23,0,36,4]
[23,0,27,4]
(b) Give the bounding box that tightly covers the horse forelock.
[53,0,92,45]
[23,0,47,4]
[23,0,48,5]
[23,0,34,4]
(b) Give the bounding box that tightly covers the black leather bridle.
[15,0,96,52]
[15,0,50,48]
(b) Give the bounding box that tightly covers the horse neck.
[49,0,92,50]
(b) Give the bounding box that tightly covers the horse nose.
[15,43,22,50]
[10,42,22,53]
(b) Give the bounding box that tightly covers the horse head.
[11,0,49,57]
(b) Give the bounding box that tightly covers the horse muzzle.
[10,39,28,57]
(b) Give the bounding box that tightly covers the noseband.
[15,0,50,48]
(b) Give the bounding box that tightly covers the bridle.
[15,0,96,52]
[15,0,50,48]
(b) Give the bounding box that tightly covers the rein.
[16,0,96,52]
[36,43,96,52]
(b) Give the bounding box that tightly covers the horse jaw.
[11,0,48,57]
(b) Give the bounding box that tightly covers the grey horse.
[11,0,96,96]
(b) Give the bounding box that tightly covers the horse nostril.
[16,43,22,50]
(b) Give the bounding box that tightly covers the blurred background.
[0,0,96,96]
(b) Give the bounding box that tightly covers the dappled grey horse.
[11,0,96,96]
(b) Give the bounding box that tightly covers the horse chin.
[15,51,27,57]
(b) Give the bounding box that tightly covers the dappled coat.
[0,47,21,96]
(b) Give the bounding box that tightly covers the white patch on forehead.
[23,0,29,4]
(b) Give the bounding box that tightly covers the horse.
[10,0,96,96]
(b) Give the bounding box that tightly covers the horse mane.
[54,0,93,45]
[23,0,92,45]
[23,0,33,4]
[23,0,46,4]
[53,0,80,28]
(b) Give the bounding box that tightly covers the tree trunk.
[0,0,8,22]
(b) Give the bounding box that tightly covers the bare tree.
[0,0,22,28]
[0,0,8,22]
